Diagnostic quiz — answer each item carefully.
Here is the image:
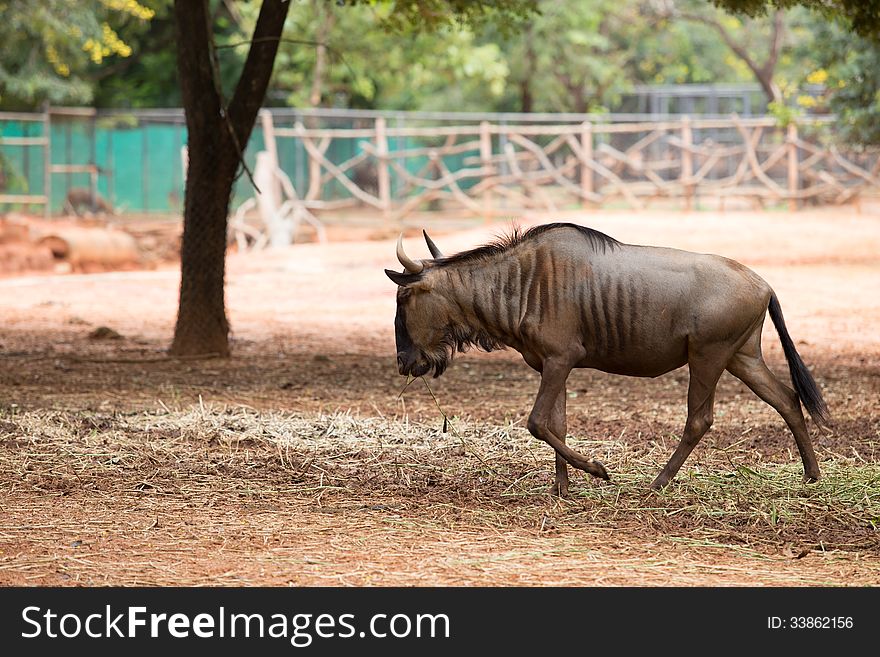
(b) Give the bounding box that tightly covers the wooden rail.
[273,114,877,220]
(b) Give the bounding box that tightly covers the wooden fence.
[270,114,880,221]
[5,109,878,222]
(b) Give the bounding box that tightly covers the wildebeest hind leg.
[650,347,727,490]
[726,333,820,482]
[527,359,609,483]
[550,390,570,497]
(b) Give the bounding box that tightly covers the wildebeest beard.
[423,322,505,378]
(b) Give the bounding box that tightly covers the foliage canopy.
[710,0,880,38]
[2,0,880,144]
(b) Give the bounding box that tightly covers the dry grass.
[1,403,878,586]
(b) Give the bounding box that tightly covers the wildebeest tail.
[768,293,830,427]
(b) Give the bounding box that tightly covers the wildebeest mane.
[433,222,619,268]
[424,322,506,378]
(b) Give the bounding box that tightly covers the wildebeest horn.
[396,233,424,273]
[423,230,444,258]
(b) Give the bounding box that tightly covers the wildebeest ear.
[385,269,422,287]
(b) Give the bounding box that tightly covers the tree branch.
[173,0,223,126]
[227,0,292,146]
[762,9,785,81]
[676,10,782,103]
[209,24,260,192]
[222,0,244,28]
[678,12,761,77]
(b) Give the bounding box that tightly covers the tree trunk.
[677,9,785,106]
[756,71,782,106]
[170,0,290,357]
[520,79,533,114]
[309,0,335,107]
[758,10,786,105]
[520,24,536,113]
[172,134,238,357]
[573,83,588,114]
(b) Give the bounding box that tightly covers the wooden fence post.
[480,120,493,221]
[680,115,694,211]
[305,130,322,202]
[43,109,51,219]
[260,109,282,209]
[580,121,593,208]
[260,109,278,167]
[375,116,391,223]
[787,122,799,212]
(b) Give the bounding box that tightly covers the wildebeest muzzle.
[397,351,431,378]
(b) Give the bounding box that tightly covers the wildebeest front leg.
[550,390,570,497]
[528,359,609,484]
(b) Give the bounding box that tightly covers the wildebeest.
[385,223,829,495]
[63,187,114,216]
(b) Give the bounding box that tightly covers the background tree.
[649,1,790,104]
[261,0,816,115]
[789,17,880,145]
[170,0,290,357]
[267,1,510,111]
[709,0,880,38]
[627,6,744,87]
[711,0,880,145]
[0,0,155,108]
[491,0,636,113]
[91,1,183,108]
[94,2,251,109]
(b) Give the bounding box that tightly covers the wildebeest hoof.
[802,473,820,484]
[550,481,569,497]
[649,477,668,491]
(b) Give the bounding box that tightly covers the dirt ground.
[0,207,878,586]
